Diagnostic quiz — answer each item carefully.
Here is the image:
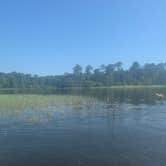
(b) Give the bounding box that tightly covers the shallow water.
[0,88,166,166]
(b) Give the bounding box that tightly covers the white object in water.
[155,93,165,98]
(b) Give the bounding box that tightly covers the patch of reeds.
[0,94,95,113]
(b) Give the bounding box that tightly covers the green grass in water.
[0,94,95,112]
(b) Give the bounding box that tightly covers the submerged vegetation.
[0,62,166,89]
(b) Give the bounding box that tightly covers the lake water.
[0,88,166,166]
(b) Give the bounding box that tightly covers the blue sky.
[0,0,166,75]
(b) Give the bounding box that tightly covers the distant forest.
[0,62,166,88]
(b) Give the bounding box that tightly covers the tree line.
[0,62,166,88]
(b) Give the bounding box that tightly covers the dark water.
[0,88,166,166]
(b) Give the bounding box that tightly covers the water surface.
[0,88,166,166]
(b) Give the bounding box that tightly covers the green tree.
[85,65,93,80]
[73,64,83,87]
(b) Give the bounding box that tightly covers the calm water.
[0,88,166,166]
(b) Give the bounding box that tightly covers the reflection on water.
[1,87,166,104]
[0,88,166,166]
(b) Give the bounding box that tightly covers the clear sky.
[0,0,166,75]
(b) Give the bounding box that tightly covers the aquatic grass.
[0,94,95,113]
